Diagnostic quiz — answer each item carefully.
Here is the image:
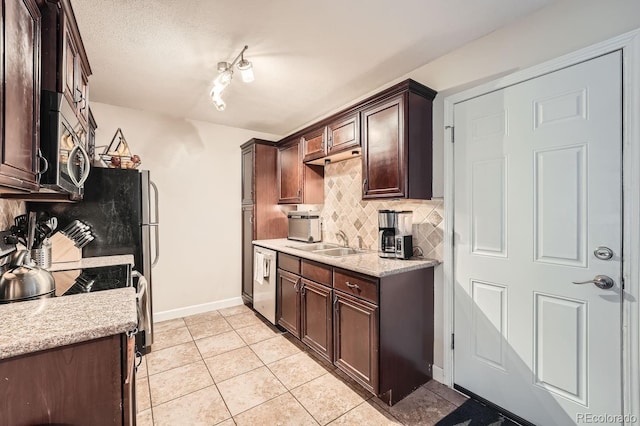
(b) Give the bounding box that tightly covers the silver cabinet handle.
[362,178,368,194]
[572,275,615,290]
[36,149,49,184]
[37,149,49,174]
[345,281,360,290]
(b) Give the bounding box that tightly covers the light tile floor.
[136,304,468,426]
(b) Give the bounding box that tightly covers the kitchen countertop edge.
[0,287,137,360]
[48,254,135,272]
[253,239,439,277]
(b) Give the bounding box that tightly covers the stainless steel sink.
[314,247,363,257]
[287,243,341,252]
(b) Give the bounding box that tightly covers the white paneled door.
[453,51,623,425]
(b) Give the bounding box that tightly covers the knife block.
[50,233,81,263]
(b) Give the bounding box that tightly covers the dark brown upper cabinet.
[361,80,436,200]
[278,79,435,199]
[241,145,254,205]
[301,127,327,162]
[40,0,92,126]
[277,138,323,204]
[302,112,362,167]
[327,112,359,156]
[0,0,42,192]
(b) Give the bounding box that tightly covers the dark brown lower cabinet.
[277,268,301,338]
[301,278,333,362]
[0,333,135,425]
[333,290,379,393]
[276,251,434,406]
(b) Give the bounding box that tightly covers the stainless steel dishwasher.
[253,246,277,324]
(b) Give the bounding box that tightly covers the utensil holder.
[31,240,52,269]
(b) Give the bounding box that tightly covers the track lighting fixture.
[210,45,254,111]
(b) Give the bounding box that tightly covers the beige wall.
[90,102,280,317]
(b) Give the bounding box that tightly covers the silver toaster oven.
[287,211,322,242]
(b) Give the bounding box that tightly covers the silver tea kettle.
[0,250,55,303]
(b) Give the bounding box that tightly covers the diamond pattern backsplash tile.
[0,200,25,231]
[320,158,444,261]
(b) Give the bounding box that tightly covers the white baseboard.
[153,297,244,323]
[432,365,445,384]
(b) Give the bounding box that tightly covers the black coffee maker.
[378,210,414,259]
[378,210,397,258]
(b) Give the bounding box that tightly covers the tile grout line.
[149,313,235,424]
[189,314,236,424]
[235,336,322,423]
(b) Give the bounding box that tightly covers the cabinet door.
[301,279,333,362]
[0,0,41,191]
[361,95,405,199]
[333,291,379,393]
[277,269,301,338]
[63,23,78,109]
[78,69,89,125]
[241,145,254,205]
[327,113,359,155]
[301,127,327,162]
[0,335,124,425]
[277,141,302,203]
[241,206,254,304]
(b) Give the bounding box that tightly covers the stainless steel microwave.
[39,90,90,199]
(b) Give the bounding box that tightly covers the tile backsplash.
[0,199,25,230]
[319,158,443,261]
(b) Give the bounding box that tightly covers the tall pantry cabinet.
[241,139,287,305]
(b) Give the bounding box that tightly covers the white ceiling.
[72,0,557,135]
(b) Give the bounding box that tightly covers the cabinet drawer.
[279,253,301,275]
[301,260,332,287]
[334,269,378,304]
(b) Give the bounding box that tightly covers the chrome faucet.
[336,230,349,248]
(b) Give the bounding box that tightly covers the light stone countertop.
[0,287,137,360]
[253,238,439,277]
[48,254,135,272]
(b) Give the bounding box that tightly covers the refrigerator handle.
[152,224,160,267]
[150,180,160,224]
[150,180,160,267]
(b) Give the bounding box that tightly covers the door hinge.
[445,125,454,143]
[451,333,455,350]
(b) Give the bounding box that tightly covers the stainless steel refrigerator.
[30,167,159,354]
